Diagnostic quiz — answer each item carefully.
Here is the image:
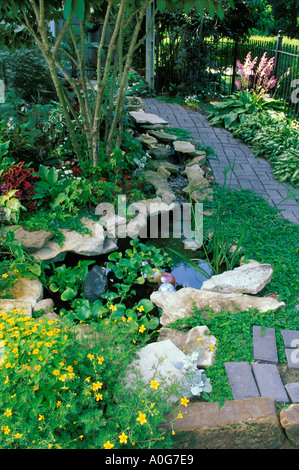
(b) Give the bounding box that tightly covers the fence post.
[231,35,239,94]
[274,30,283,78]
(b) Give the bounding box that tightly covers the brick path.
[143,98,299,225]
[225,326,299,404]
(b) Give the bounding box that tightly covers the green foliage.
[233,110,299,187]
[106,238,173,302]
[46,260,95,303]
[1,47,56,104]
[203,186,299,303]
[207,90,283,130]
[0,190,25,224]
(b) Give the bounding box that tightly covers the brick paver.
[143,98,299,224]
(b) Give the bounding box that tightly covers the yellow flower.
[127,316,132,322]
[92,381,103,391]
[180,397,189,407]
[3,426,10,434]
[177,413,183,419]
[197,337,202,342]
[109,305,117,311]
[103,440,114,449]
[95,393,103,401]
[38,414,45,421]
[4,409,12,417]
[53,369,60,376]
[119,432,128,444]
[97,356,104,365]
[121,316,126,322]
[87,353,95,360]
[2,273,8,278]
[139,325,146,333]
[13,433,23,438]
[136,411,147,425]
[210,345,214,351]
[137,305,144,312]
[56,401,62,408]
[150,380,160,390]
[85,376,91,382]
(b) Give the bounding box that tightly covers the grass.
[170,185,299,406]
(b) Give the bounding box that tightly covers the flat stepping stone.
[224,361,260,400]
[285,382,299,403]
[285,349,299,369]
[253,325,278,363]
[252,363,289,403]
[281,330,299,348]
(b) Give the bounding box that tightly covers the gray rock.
[143,170,176,204]
[137,133,158,147]
[150,160,180,174]
[129,109,168,126]
[182,164,210,193]
[173,140,196,155]
[125,339,186,402]
[225,361,260,400]
[185,152,207,167]
[33,298,54,311]
[158,326,217,367]
[3,226,53,252]
[253,325,278,363]
[148,129,179,143]
[83,265,107,301]
[147,144,172,160]
[285,383,299,403]
[201,262,274,295]
[252,363,289,403]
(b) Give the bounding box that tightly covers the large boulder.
[150,287,285,326]
[32,217,108,262]
[3,226,53,253]
[201,262,274,295]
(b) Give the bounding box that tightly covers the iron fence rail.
[156,32,299,119]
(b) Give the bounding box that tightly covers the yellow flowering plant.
[0,309,184,449]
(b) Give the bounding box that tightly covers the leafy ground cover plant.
[202,186,299,304]
[233,110,299,187]
[0,309,187,449]
[206,89,283,130]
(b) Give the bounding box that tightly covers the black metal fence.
[156,32,299,119]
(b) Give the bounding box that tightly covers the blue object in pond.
[158,282,176,292]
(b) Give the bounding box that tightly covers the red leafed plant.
[0,162,39,213]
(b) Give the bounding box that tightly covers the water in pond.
[144,235,211,290]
